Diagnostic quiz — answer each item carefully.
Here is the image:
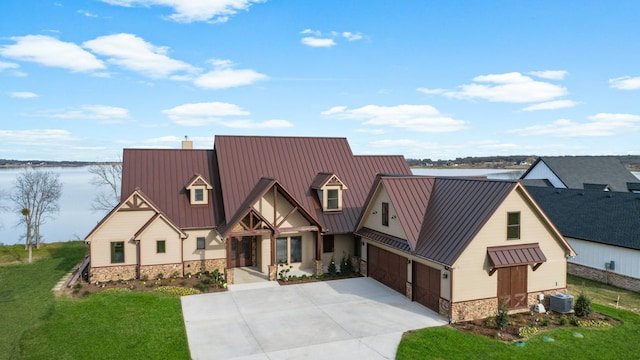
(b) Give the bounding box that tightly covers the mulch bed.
[276,273,362,285]
[451,310,620,342]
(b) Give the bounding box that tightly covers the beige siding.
[276,232,314,271]
[321,234,356,270]
[139,219,182,266]
[182,229,225,261]
[88,209,155,267]
[452,188,568,302]
[253,190,310,228]
[361,187,407,239]
[258,235,271,273]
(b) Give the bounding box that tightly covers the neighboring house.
[84,136,411,282]
[355,175,576,322]
[520,156,640,192]
[526,186,640,292]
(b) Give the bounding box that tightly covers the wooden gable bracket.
[532,262,543,271]
[124,194,147,210]
[276,206,299,228]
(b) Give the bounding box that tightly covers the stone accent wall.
[225,268,234,284]
[90,265,137,283]
[360,259,367,276]
[351,256,361,274]
[140,263,182,280]
[183,258,226,275]
[569,263,640,292]
[313,259,323,276]
[439,298,451,318]
[268,265,277,281]
[450,298,499,323]
[405,282,413,300]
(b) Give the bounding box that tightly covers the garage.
[367,244,407,295]
[413,262,441,313]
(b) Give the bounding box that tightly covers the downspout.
[449,266,454,324]
[135,239,141,279]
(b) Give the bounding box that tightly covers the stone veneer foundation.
[183,258,226,275]
[313,260,323,276]
[569,263,640,293]
[359,259,368,276]
[139,263,182,280]
[450,298,500,323]
[405,281,412,300]
[90,265,137,283]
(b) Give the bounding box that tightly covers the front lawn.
[397,304,639,359]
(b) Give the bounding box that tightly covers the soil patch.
[451,310,620,342]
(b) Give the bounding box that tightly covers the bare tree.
[10,169,62,256]
[89,161,122,213]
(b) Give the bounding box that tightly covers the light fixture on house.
[372,210,378,214]
[391,215,397,219]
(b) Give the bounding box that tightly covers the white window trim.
[189,185,208,205]
[321,185,343,212]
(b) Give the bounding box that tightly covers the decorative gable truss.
[311,172,348,212]
[185,173,213,205]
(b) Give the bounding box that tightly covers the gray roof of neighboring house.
[526,186,640,250]
[521,156,639,192]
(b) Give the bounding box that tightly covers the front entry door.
[231,236,253,267]
[497,265,528,309]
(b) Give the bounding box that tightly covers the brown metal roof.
[487,243,546,268]
[214,136,411,234]
[121,149,216,229]
[415,177,517,265]
[355,227,411,252]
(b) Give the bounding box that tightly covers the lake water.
[1,167,638,245]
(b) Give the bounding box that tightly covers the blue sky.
[1,1,639,161]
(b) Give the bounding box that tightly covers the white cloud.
[0,129,78,146]
[528,70,568,80]
[10,91,38,98]
[609,76,640,90]
[46,105,130,123]
[322,104,467,133]
[0,61,19,71]
[78,10,98,17]
[521,100,580,111]
[194,59,267,89]
[342,32,363,41]
[508,113,640,137]
[84,33,198,78]
[416,87,447,95]
[444,72,568,103]
[355,128,387,135]
[162,101,292,128]
[100,0,264,23]
[301,37,336,48]
[0,35,105,72]
[300,29,321,36]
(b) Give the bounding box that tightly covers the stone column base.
[360,259,367,276]
[351,256,361,274]
[268,265,277,281]
[405,281,413,300]
[225,268,234,284]
[313,259,323,276]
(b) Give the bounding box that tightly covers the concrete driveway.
[181,277,447,360]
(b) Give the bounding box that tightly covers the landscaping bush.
[575,292,592,317]
[340,252,354,275]
[327,255,337,277]
[495,301,509,330]
[155,286,201,296]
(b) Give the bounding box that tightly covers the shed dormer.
[185,174,213,205]
[311,172,348,212]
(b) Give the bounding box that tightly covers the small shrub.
[577,319,612,328]
[171,271,180,278]
[156,273,164,280]
[278,262,292,280]
[340,252,354,275]
[82,290,91,297]
[74,283,83,289]
[180,281,187,286]
[194,282,209,292]
[559,315,568,325]
[141,275,149,282]
[495,301,509,330]
[327,255,337,277]
[518,325,539,339]
[72,288,80,294]
[575,292,592,317]
[155,286,201,296]
[541,318,551,326]
[570,315,579,326]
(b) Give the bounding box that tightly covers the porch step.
[227,281,280,292]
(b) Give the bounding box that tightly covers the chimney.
[182,136,193,149]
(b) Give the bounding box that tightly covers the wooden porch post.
[268,234,277,281]
[316,231,321,261]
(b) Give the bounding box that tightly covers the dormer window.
[185,174,212,205]
[311,172,347,212]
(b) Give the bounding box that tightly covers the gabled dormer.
[311,172,348,212]
[185,173,213,205]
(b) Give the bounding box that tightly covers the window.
[290,237,302,263]
[276,236,303,263]
[195,188,204,202]
[382,202,389,227]
[323,235,334,253]
[111,242,124,263]
[276,237,288,263]
[196,237,205,250]
[507,212,521,239]
[326,189,339,210]
[156,240,166,253]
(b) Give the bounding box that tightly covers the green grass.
[397,304,640,360]
[567,274,640,312]
[0,241,190,359]
[0,241,87,360]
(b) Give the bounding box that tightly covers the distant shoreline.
[0,161,118,168]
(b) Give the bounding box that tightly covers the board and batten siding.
[568,238,640,279]
[88,209,155,267]
[522,161,565,188]
[361,186,407,239]
[452,188,568,303]
[138,219,182,266]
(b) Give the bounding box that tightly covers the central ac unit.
[549,293,574,313]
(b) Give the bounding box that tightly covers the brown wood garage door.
[368,244,407,295]
[413,262,441,313]
[497,265,528,310]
